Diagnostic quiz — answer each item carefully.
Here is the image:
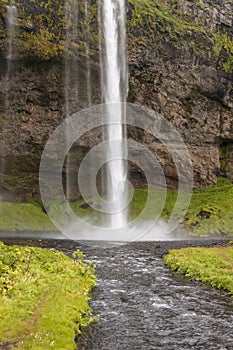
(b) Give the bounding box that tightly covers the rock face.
[129,0,233,187]
[175,0,233,31]
[0,0,233,201]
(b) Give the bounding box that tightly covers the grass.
[0,202,55,231]
[0,241,97,349]
[164,245,233,296]
[1,177,233,237]
[0,201,92,232]
[181,177,233,236]
[131,177,233,237]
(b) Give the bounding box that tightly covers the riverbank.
[1,238,232,349]
[0,241,97,350]
[164,245,233,296]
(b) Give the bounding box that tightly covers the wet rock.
[0,0,232,199]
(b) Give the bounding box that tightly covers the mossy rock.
[0,0,232,72]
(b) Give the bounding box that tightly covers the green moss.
[0,172,40,203]
[181,178,233,237]
[131,177,233,237]
[130,0,204,33]
[18,28,64,60]
[0,117,8,124]
[181,89,198,115]
[16,0,65,59]
[128,0,212,58]
[0,202,55,231]
[164,246,233,295]
[0,241,97,349]
[0,0,216,61]
[219,143,233,173]
[214,33,233,72]
[195,1,206,10]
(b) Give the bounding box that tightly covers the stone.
[0,0,233,201]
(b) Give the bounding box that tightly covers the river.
[3,239,233,349]
[74,240,233,350]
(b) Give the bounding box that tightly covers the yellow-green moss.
[214,33,233,72]
[164,246,233,295]
[128,0,211,57]
[0,202,55,231]
[131,177,233,237]
[0,242,97,349]
[0,0,227,63]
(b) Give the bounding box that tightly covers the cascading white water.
[6,5,18,65]
[1,5,18,201]
[102,0,128,228]
[64,0,128,230]
[64,0,79,117]
[6,4,18,83]
[84,0,92,106]
[64,0,80,202]
[98,0,104,103]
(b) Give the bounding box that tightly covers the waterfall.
[64,0,79,117]
[98,0,104,103]
[1,5,18,196]
[40,0,194,242]
[64,0,80,202]
[85,0,92,106]
[64,0,128,230]
[6,5,18,72]
[101,0,128,228]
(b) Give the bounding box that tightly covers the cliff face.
[0,0,233,201]
[128,0,233,187]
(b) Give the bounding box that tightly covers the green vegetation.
[132,177,233,237]
[1,178,233,237]
[129,0,205,33]
[0,202,55,231]
[0,241,97,349]
[214,33,233,72]
[164,245,233,296]
[128,0,211,58]
[219,143,233,173]
[0,0,231,70]
[0,200,95,232]
[182,177,233,236]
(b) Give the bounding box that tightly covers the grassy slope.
[0,202,55,231]
[164,245,233,296]
[0,178,233,237]
[0,242,97,349]
[132,178,233,237]
[0,201,91,232]
[181,178,233,236]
